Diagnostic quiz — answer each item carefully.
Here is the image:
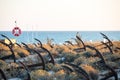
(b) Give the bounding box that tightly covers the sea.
[0,31,120,44]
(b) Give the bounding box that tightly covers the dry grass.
[0,41,120,79]
[13,47,30,57]
[0,43,9,50]
[81,64,99,80]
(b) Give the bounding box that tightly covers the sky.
[0,0,120,31]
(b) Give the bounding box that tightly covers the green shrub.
[74,57,86,65]
[62,52,77,62]
[52,64,62,72]
[31,69,50,80]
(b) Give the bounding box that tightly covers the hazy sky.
[0,0,120,31]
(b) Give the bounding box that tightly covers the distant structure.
[0,39,16,45]
[90,40,93,43]
[103,39,107,43]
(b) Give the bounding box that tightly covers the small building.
[103,39,107,43]
[0,39,16,45]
